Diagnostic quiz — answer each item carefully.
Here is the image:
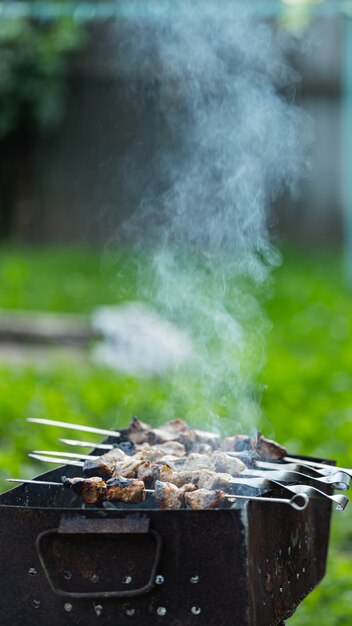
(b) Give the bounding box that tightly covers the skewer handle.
[285,456,352,477]
[229,493,309,511]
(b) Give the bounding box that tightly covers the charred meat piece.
[221,432,287,462]
[83,448,127,477]
[125,416,152,444]
[193,429,221,450]
[136,461,161,487]
[225,450,259,467]
[185,488,229,510]
[113,440,136,456]
[105,476,146,504]
[153,441,186,457]
[182,453,214,471]
[167,451,246,476]
[252,432,287,461]
[62,476,106,504]
[154,480,197,509]
[192,442,213,455]
[62,475,146,504]
[112,457,151,479]
[126,417,191,446]
[221,434,252,452]
[135,441,186,460]
[147,419,190,445]
[212,451,246,475]
[160,467,236,492]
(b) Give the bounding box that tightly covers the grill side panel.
[247,495,332,626]
[0,507,250,626]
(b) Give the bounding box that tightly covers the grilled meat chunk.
[83,448,127,477]
[165,451,246,476]
[125,416,151,444]
[160,467,236,492]
[193,429,221,450]
[252,433,287,461]
[136,461,161,487]
[222,432,287,462]
[105,476,146,504]
[135,441,186,460]
[154,480,197,509]
[222,434,252,452]
[185,488,229,510]
[62,476,106,504]
[147,419,190,445]
[212,451,246,475]
[62,475,146,504]
[182,453,214,471]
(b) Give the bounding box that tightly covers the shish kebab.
[6,477,310,511]
[22,417,350,511]
[26,454,349,510]
[28,416,350,491]
[30,450,350,491]
[27,416,352,477]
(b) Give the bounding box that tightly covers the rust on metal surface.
[58,514,150,534]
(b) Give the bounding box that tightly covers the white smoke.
[107,4,311,432]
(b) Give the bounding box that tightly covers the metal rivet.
[126,608,135,616]
[90,574,99,583]
[157,607,167,616]
[94,604,103,617]
[191,606,201,615]
[64,603,73,613]
[28,568,37,576]
[32,599,41,609]
[122,575,132,584]
[190,575,199,584]
[155,575,164,585]
[64,570,72,580]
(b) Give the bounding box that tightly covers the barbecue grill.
[0,429,341,626]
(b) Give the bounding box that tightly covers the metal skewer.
[59,438,114,450]
[27,417,121,438]
[6,479,308,511]
[285,456,352,477]
[6,479,63,486]
[32,450,98,461]
[255,460,345,477]
[29,453,84,467]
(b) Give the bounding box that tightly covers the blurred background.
[0,1,352,624]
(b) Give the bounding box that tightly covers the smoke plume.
[107,3,311,432]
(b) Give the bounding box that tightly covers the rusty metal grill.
[0,450,335,626]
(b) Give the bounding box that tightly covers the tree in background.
[0,16,86,239]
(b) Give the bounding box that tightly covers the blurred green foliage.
[0,15,85,137]
[0,245,351,625]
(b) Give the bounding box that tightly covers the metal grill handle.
[36,515,162,599]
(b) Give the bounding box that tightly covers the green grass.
[0,244,351,625]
